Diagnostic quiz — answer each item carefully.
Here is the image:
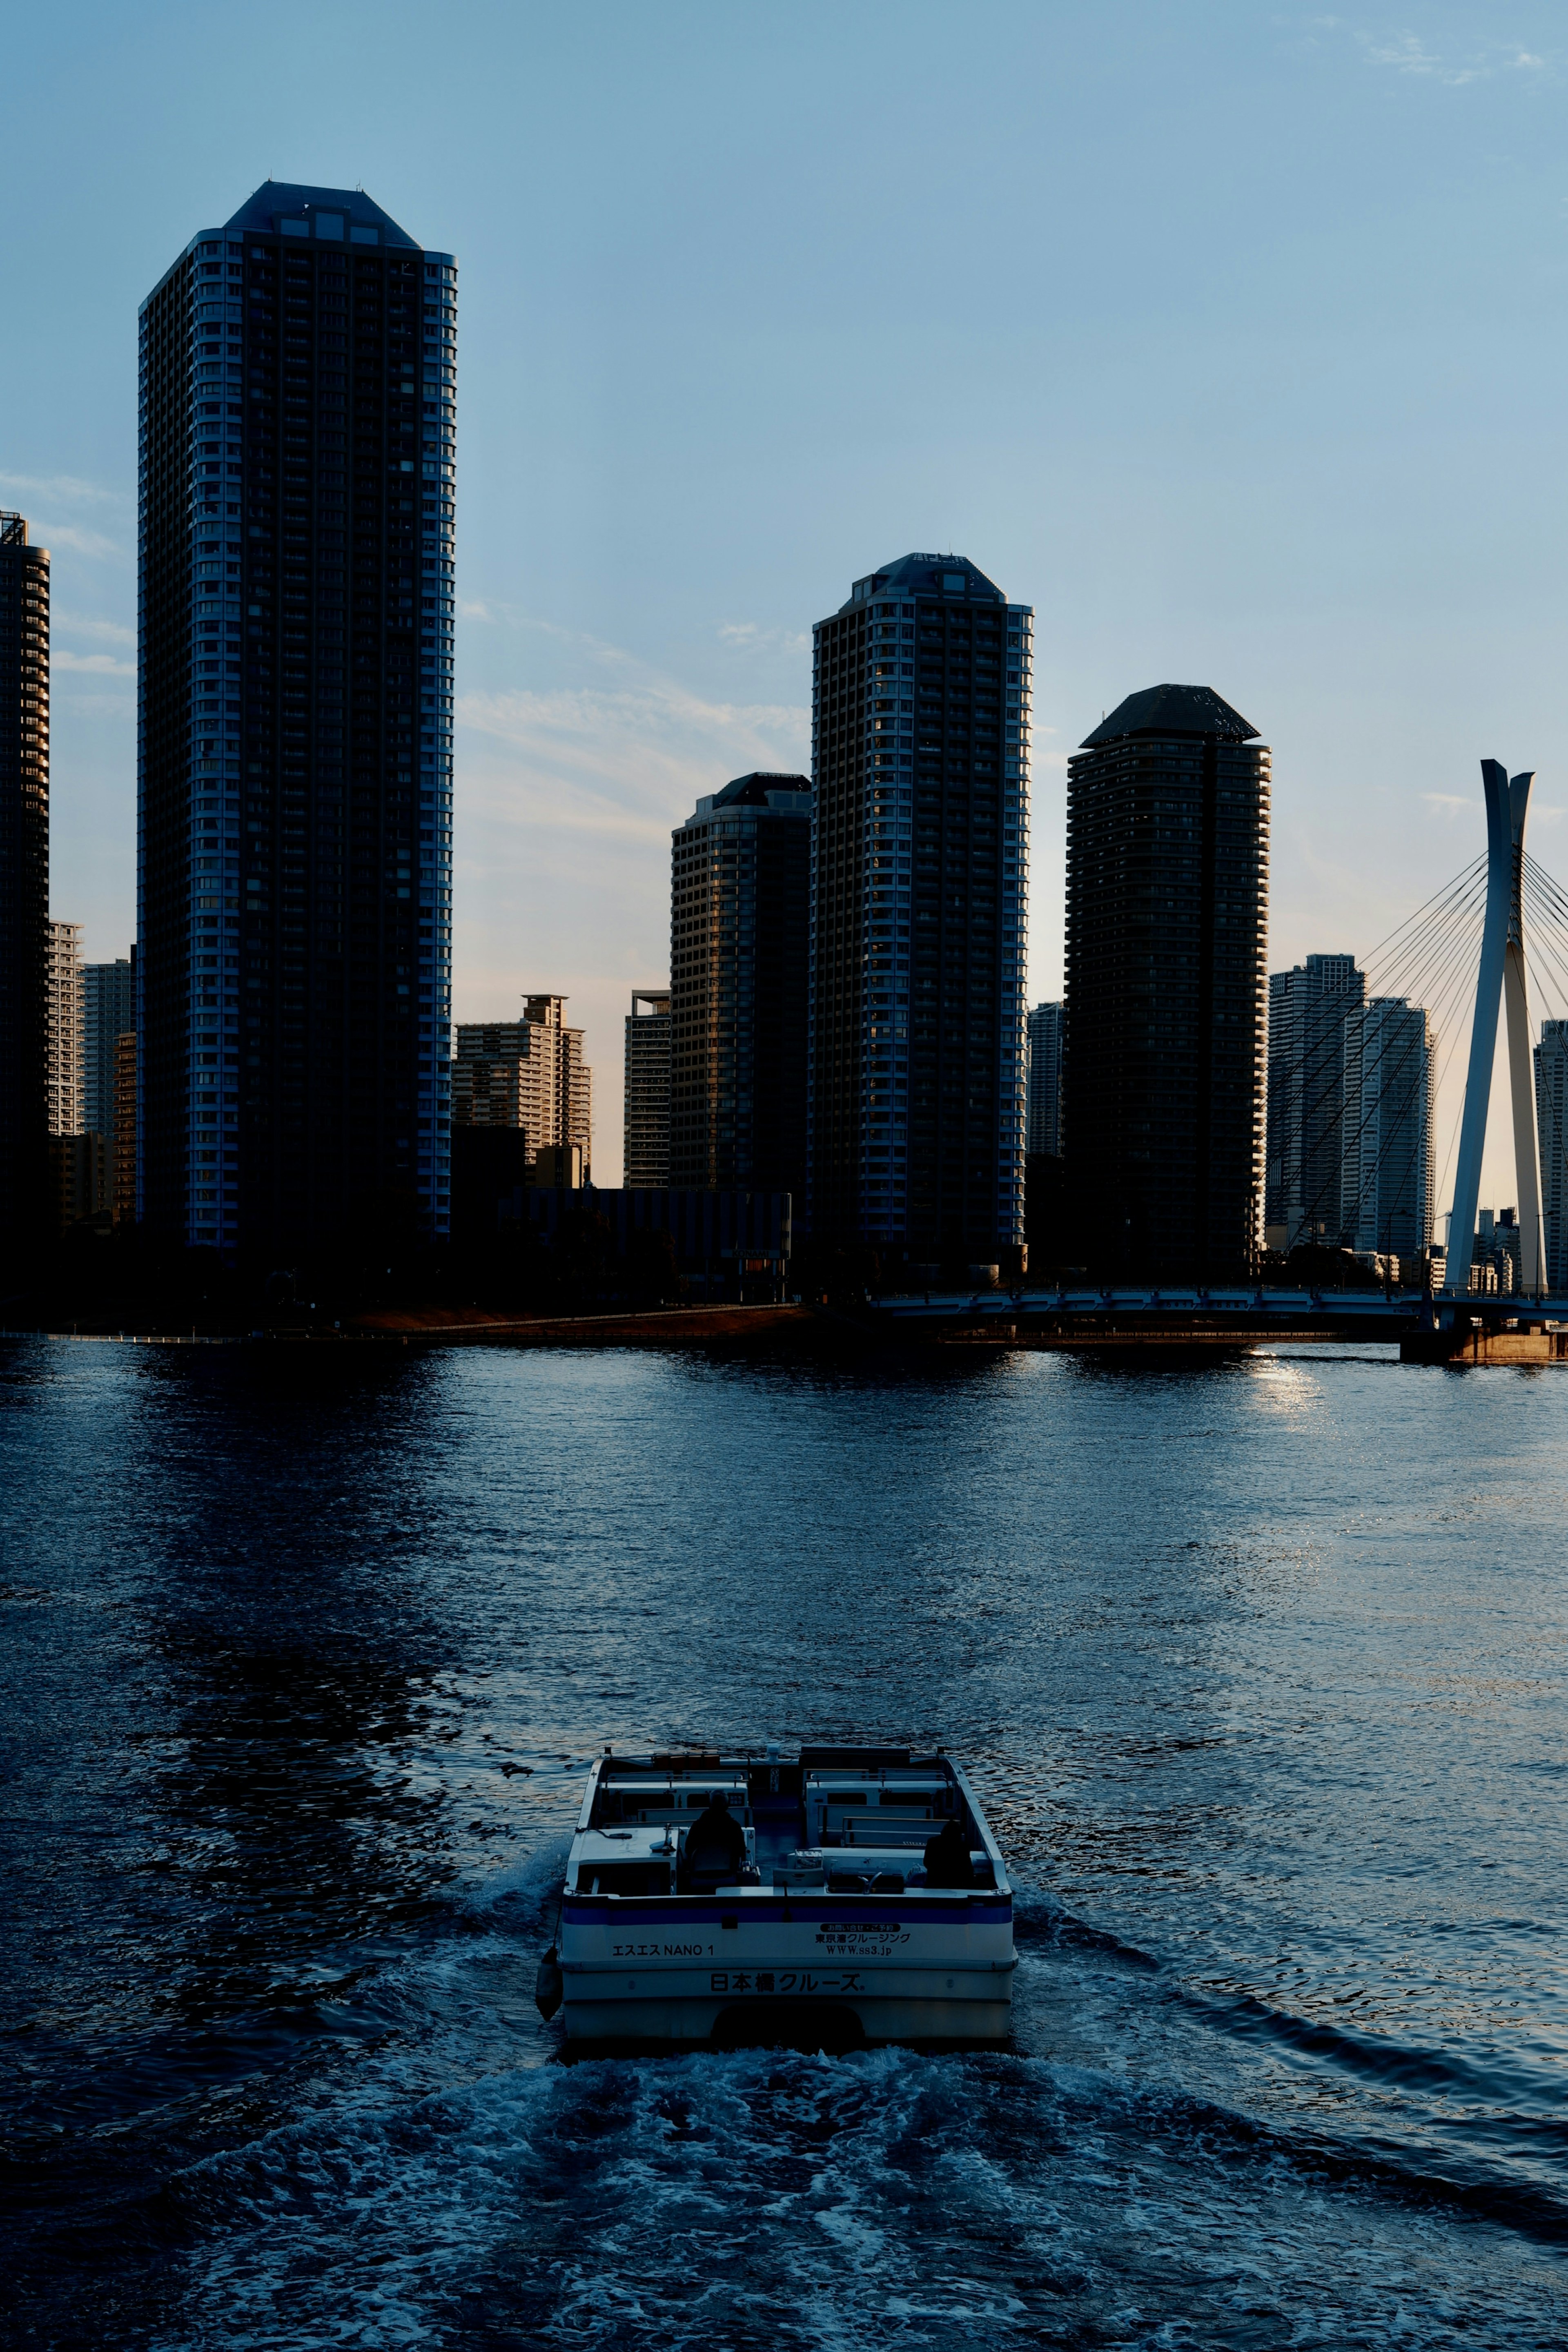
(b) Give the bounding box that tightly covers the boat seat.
[835,1813,942,1848]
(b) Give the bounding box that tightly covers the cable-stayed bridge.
[869,756,1568,1348]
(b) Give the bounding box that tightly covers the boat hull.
[559,1892,1015,2048]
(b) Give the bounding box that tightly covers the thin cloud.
[0,470,127,508]
[54,650,134,677]
[1356,27,1552,86]
[32,520,125,563]
[56,611,135,646]
[1421,792,1471,813]
[719,620,812,655]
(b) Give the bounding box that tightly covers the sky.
[4,0,1566,1206]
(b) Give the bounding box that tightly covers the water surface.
[2,1337,1565,2347]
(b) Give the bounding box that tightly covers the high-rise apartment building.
[810,557,1030,1259]
[1027,1001,1062,1158]
[83,954,135,1139]
[114,1027,138,1227]
[670,773,810,1197]
[1065,685,1269,1282]
[1265,952,1365,1252]
[623,989,671,1187]
[1340,997,1434,1267]
[138,183,455,1255]
[452,995,590,1175]
[0,513,49,1237]
[1535,1020,1568,1291]
[46,920,82,1138]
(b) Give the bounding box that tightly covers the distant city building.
[138,184,455,1254]
[46,919,82,1138]
[670,773,810,1196]
[1266,952,1365,1251]
[809,556,1030,1260]
[0,511,50,1239]
[452,994,591,1176]
[1340,996,1434,1268]
[623,989,671,1187]
[1065,684,1269,1282]
[1027,1001,1062,1158]
[1535,1021,1568,1291]
[51,1131,110,1235]
[83,953,134,1138]
[114,1027,138,1226]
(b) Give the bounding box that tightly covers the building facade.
[670,773,810,1197]
[47,919,82,1139]
[1340,996,1434,1268]
[1265,952,1365,1252]
[623,988,671,1187]
[452,994,591,1175]
[1535,1019,1568,1291]
[138,183,454,1255]
[114,1027,138,1226]
[1027,1000,1062,1158]
[809,556,1030,1260]
[1065,684,1269,1282]
[83,954,134,1139]
[0,513,49,1239]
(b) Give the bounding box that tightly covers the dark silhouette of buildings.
[1265,953,1363,1251]
[1027,999,1062,1158]
[83,954,134,1140]
[138,183,454,1253]
[809,555,1031,1262]
[1065,684,1269,1281]
[623,990,671,1187]
[670,772,810,1196]
[0,512,49,1241]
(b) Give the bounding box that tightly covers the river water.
[2,1335,1566,2349]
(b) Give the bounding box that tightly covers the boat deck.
[552,1745,1014,2048]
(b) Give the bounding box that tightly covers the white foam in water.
[158,2010,1568,2352]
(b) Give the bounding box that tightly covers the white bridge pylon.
[1446,759,1544,1297]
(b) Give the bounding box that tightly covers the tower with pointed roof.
[137,184,455,1254]
[1065,684,1269,1281]
[809,556,1031,1262]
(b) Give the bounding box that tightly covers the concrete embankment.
[345,1303,815,1347]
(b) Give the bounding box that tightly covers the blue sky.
[4,1,1565,1197]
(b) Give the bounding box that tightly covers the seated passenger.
[922,1816,976,1888]
[680,1791,748,1886]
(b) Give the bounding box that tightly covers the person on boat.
[681,1790,748,1883]
[922,1816,976,1888]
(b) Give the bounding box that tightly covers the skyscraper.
[1535,1020,1568,1291]
[83,954,134,1139]
[1065,684,1269,1282]
[670,773,810,1196]
[452,996,591,1175]
[809,557,1030,1261]
[623,990,671,1187]
[1027,1001,1062,1158]
[138,183,455,1255]
[1265,952,1364,1252]
[0,512,49,1239]
[1340,997,1434,1268]
[46,919,82,1139]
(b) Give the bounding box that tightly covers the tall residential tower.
[670,773,810,1197]
[0,513,49,1238]
[1065,684,1269,1282]
[809,556,1030,1262]
[138,183,454,1253]
[623,990,671,1187]
[1265,952,1364,1252]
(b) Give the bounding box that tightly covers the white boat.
[535,1744,1015,2049]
